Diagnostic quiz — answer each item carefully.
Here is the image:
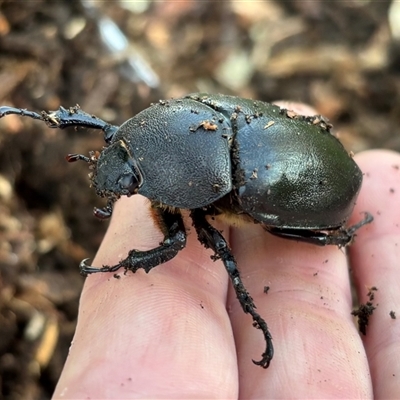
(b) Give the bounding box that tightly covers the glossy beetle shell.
[187,93,362,229]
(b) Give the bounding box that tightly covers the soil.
[351,286,378,335]
[0,1,399,398]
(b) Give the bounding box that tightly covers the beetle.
[0,93,373,368]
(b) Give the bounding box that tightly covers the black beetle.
[0,93,372,368]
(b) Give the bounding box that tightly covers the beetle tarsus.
[93,197,116,220]
[79,208,186,275]
[191,209,274,368]
[93,206,112,220]
[0,105,119,144]
[345,212,374,237]
[79,258,124,275]
[66,153,91,163]
[0,106,43,120]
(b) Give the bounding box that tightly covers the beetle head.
[92,140,143,199]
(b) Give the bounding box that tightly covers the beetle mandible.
[0,93,373,368]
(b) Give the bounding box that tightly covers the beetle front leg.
[80,208,186,275]
[42,105,120,144]
[0,105,119,144]
[190,209,274,368]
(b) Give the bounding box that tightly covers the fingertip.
[353,149,400,238]
[273,101,317,116]
[350,149,400,398]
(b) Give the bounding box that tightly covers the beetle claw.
[79,258,92,275]
[252,355,272,369]
[251,323,274,369]
[79,258,110,275]
[79,257,124,275]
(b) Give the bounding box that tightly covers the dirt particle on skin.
[352,303,376,335]
[352,286,378,335]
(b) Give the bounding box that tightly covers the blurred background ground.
[0,0,399,398]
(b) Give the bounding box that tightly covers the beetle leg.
[0,105,118,144]
[79,208,186,275]
[42,105,119,144]
[267,212,373,246]
[66,153,91,163]
[0,106,43,121]
[190,209,274,368]
[93,197,117,220]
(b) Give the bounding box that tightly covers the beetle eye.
[119,174,138,196]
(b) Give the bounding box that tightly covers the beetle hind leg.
[191,209,274,368]
[80,208,186,275]
[267,212,373,247]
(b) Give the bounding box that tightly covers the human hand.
[53,107,400,399]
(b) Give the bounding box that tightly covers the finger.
[350,150,400,399]
[273,100,319,116]
[54,195,237,399]
[230,226,371,398]
[229,102,371,398]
